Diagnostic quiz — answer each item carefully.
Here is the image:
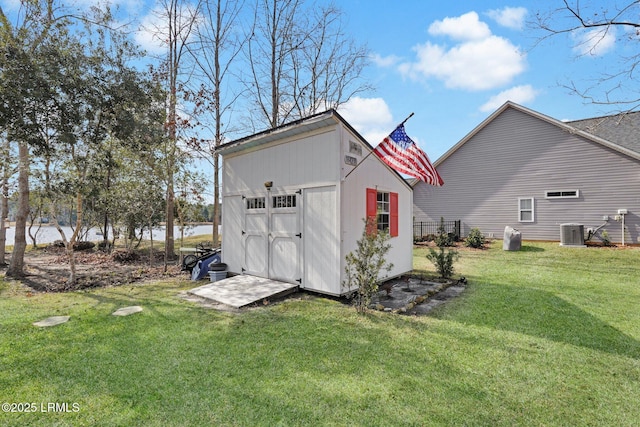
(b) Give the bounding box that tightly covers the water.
[3,224,217,246]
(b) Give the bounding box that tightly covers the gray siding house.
[413,102,640,244]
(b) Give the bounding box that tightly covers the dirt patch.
[1,246,183,292]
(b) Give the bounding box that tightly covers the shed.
[219,110,413,296]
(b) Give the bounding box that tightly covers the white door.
[303,186,338,294]
[241,192,301,284]
[269,193,301,284]
[243,196,268,277]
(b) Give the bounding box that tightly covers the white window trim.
[518,197,535,223]
[545,190,580,199]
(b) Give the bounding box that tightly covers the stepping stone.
[33,316,70,327]
[112,306,143,317]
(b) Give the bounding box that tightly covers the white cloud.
[480,85,539,112]
[487,7,527,30]
[338,97,394,144]
[572,27,617,57]
[135,4,201,56]
[402,36,525,91]
[371,53,402,68]
[428,11,491,41]
[400,12,526,91]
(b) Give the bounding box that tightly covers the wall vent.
[560,223,585,247]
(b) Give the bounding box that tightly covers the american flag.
[373,125,444,186]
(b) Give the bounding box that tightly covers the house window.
[273,194,296,209]
[518,198,535,222]
[366,188,399,237]
[246,197,265,210]
[545,190,579,199]
[377,192,390,231]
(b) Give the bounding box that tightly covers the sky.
[2,0,635,162]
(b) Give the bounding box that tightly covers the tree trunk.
[7,142,29,277]
[0,140,9,266]
[65,191,84,284]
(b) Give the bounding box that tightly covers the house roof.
[217,109,413,190]
[568,111,640,155]
[433,101,640,172]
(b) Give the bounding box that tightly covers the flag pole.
[344,112,415,180]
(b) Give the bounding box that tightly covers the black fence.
[414,220,461,241]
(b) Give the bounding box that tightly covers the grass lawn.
[1,241,640,426]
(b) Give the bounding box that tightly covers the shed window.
[273,194,296,208]
[366,188,399,237]
[545,190,579,199]
[246,197,265,210]
[518,198,535,222]
[377,192,390,231]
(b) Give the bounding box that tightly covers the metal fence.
[413,220,461,241]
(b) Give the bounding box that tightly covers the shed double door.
[243,191,301,284]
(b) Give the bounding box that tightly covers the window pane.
[520,199,532,210]
[520,211,533,221]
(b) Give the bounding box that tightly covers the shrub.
[601,230,611,246]
[112,249,139,263]
[73,241,96,251]
[343,218,393,313]
[428,217,460,279]
[465,228,485,249]
[434,217,455,247]
[427,246,459,279]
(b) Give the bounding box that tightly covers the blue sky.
[336,0,634,159]
[2,0,633,161]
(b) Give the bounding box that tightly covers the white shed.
[219,110,413,296]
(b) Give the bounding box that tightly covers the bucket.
[209,271,227,282]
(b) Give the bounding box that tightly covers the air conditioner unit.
[560,223,585,247]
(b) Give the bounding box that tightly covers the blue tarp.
[191,252,222,281]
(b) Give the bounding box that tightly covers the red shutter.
[390,192,399,237]
[366,188,377,234]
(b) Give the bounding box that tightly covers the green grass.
[1,241,640,426]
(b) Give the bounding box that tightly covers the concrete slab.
[112,306,143,316]
[33,316,70,327]
[188,275,298,308]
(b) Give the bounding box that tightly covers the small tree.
[343,218,393,313]
[428,218,459,279]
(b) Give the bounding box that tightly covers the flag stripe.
[372,125,443,186]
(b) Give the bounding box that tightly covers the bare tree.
[189,0,245,246]
[244,0,370,129]
[289,3,371,117]
[533,1,640,110]
[148,0,202,266]
[245,0,302,129]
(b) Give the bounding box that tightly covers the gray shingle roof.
[568,111,640,155]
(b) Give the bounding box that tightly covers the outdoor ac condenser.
[560,223,585,247]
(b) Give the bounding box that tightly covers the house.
[413,101,640,244]
[218,110,413,296]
